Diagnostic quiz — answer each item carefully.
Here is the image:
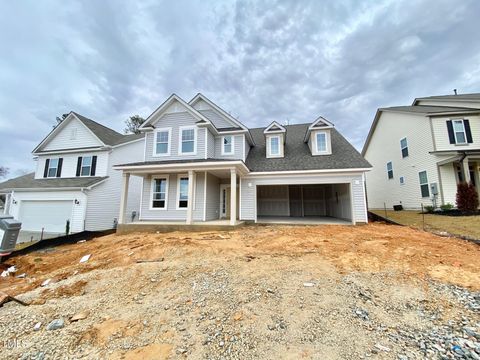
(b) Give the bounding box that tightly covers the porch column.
[463,157,471,183]
[230,168,237,225]
[186,170,195,225]
[118,172,130,224]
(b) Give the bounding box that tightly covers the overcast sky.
[1,0,479,178]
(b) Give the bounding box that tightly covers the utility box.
[430,183,439,196]
[0,217,21,254]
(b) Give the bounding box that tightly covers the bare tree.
[0,166,9,178]
[124,115,145,134]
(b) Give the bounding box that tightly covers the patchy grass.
[370,209,480,240]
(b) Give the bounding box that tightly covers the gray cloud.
[0,0,479,177]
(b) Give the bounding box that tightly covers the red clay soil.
[1,223,479,297]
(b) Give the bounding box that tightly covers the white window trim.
[179,126,197,155]
[418,170,429,198]
[386,161,393,180]
[315,132,328,154]
[47,158,59,178]
[267,135,282,158]
[149,175,169,210]
[80,156,93,177]
[452,119,467,145]
[400,137,408,157]
[175,174,197,211]
[221,135,235,155]
[153,127,172,157]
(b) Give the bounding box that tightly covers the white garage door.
[19,200,73,233]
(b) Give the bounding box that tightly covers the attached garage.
[19,200,73,233]
[256,183,352,223]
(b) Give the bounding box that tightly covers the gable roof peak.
[263,121,286,134]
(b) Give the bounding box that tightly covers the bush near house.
[456,182,479,212]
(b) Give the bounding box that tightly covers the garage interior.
[256,184,352,224]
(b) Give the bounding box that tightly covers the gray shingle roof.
[0,172,108,191]
[415,93,480,101]
[116,159,242,167]
[246,123,371,171]
[380,105,478,114]
[73,112,144,146]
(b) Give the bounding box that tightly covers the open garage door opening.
[256,184,352,224]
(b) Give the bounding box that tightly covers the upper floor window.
[177,176,189,209]
[76,155,97,177]
[386,161,393,179]
[453,120,466,144]
[447,119,473,145]
[155,128,171,156]
[419,171,429,198]
[400,137,408,158]
[316,132,327,153]
[270,136,280,156]
[180,127,196,154]
[44,158,63,178]
[151,177,168,209]
[222,136,234,155]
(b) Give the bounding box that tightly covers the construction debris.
[136,258,164,263]
[41,279,51,287]
[0,291,28,307]
[1,265,17,277]
[79,254,91,263]
[70,310,89,322]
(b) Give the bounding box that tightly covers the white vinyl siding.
[35,152,109,179]
[214,135,244,159]
[140,173,204,221]
[419,171,430,198]
[43,117,103,151]
[85,139,144,230]
[364,111,453,209]
[153,128,171,156]
[431,114,480,151]
[144,112,207,161]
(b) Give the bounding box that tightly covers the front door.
[220,185,239,219]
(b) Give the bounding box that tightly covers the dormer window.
[270,136,280,156]
[316,132,327,153]
[305,116,334,156]
[264,121,286,158]
[222,135,234,155]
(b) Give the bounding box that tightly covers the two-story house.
[0,112,144,236]
[114,93,371,230]
[362,93,480,210]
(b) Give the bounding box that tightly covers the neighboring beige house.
[362,93,480,210]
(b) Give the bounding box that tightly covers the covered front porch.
[114,160,249,228]
[437,151,480,205]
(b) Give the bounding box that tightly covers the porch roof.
[113,158,249,175]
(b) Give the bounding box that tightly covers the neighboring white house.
[362,93,480,210]
[0,112,144,235]
[114,93,371,228]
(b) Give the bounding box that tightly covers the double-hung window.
[270,136,280,156]
[180,127,195,154]
[177,176,189,208]
[453,120,467,144]
[316,132,327,153]
[419,171,429,198]
[222,135,234,155]
[151,177,168,209]
[80,156,92,176]
[47,158,59,178]
[400,137,409,158]
[386,161,394,179]
[155,129,170,155]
